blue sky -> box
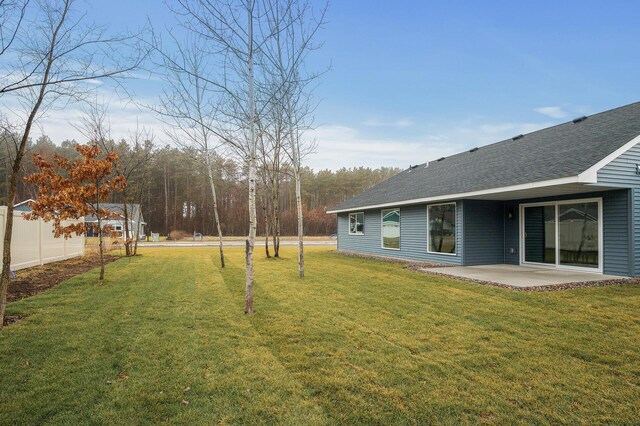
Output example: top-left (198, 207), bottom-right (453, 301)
top-left (24, 0), bottom-right (640, 170)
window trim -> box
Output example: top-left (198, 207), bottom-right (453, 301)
top-left (380, 208), bottom-right (401, 250)
top-left (348, 211), bottom-right (365, 235)
top-left (427, 202), bottom-right (457, 256)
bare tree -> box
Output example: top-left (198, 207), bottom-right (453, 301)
top-left (153, 37), bottom-right (227, 268)
top-left (0, 0), bottom-right (148, 330)
top-left (257, 85), bottom-right (287, 258)
top-left (169, 0), bottom-right (326, 308)
top-left (0, 0), bottom-right (29, 57)
top-left (264, 0), bottom-right (326, 278)
top-left (171, 0), bottom-right (281, 314)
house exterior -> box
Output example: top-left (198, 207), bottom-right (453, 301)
top-left (327, 102), bottom-right (640, 277)
top-left (85, 203), bottom-right (146, 240)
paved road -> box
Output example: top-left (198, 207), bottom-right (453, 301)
top-left (136, 240), bottom-right (337, 248)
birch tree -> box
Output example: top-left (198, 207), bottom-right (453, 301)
top-left (154, 38), bottom-right (226, 267)
top-left (171, 0), bottom-right (280, 314)
top-left (264, 0), bottom-right (326, 278)
top-left (0, 0), bottom-right (148, 330)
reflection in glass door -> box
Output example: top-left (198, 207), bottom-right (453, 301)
top-left (558, 202), bottom-right (599, 268)
top-left (524, 205), bottom-right (556, 264)
top-left (522, 200), bottom-right (601, 271)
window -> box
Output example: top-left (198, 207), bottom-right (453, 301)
top-left (381, 208), bottom-right (400, 249)
top-left (428, 203), bottom-right (456, 254)
top-left (349, 212), bottom-right (364, 235)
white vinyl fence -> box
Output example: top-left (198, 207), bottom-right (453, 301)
top-left (0, 206), bottom-right (85, 271)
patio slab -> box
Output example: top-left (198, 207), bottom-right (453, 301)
top-left (420, 264), bottom-right (626, 288)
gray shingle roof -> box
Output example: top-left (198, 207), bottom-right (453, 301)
top-left (330, 101), bottom-right (640, 212)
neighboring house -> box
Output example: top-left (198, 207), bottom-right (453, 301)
top-left (328, 101), bottom-right (640, 277)
top-left (14, 199), bottom-right (36, 212)
top-left (85, 203), bottom-right (146, 240)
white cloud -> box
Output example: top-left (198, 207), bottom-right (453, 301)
top-left (25, 103), bottom-right (166, 145)
top-left (305, 120), bottom-right (551, 171)
top-left (534, 106), bottom-right (567, 119)
top-left (363, 117), bottom-right (414, 128)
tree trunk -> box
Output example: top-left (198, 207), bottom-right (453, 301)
top-left (244, 4), bottom-right (256, 314)
top-left (205, 154), bottom-right (225, 268)
top-left (0, 36), bottom-right (56, 328)
top-left (164, 165), bottom-right (169, 237)
top-left (0, 154), bottom-right (24, 330)
top-left (133, 215), bottom-right (141, 256)
top-left (263, 193), bottom-right (271, 258)
top-left (294, 168), bottom-right (304, 278)
top-left (122, 199), bottom-right (131, 256)
top-left (133, 178), bottom-right (146, 256)
top-left (96, 197), bottom-right (105, 280)
top-left (271, 175), bottom-right (280, 257)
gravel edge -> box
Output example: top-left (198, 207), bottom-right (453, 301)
top-left (411, 268), bottom-right (640, 292)
top-left (335, 249), bottom-right (453, 268)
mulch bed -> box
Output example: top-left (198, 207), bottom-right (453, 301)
top-left (3, 254), bottom-right (120, 326)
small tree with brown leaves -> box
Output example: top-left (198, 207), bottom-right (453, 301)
top-left (25, 144), bottom-right (126, 280)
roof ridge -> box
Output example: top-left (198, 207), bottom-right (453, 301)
top-left (419, 100), bottom-right (640, 165)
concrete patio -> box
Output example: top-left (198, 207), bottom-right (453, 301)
top-left (420, 264), bottom-right (626, 288)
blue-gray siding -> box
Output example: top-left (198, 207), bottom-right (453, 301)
top-left (598, 141), bottom-right (640, 276)
top-left (602, 190), bottom-right (631, 276)
top-left (337, 202), bottom-right (463, 264)
top-left (462, 200), bottom-right (505, 265)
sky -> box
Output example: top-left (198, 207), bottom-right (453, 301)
top-left (7, 0), bottom-right (640, 171)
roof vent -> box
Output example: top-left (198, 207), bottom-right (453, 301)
top-left (469, 147), bottom-right (479, 153)
top-left (572, 116), bottom-right (587, 124)
top-left (436, 157), bottom-right (446, 162)
top-left (408, 164), bottom-right (418, 172)
top-left (512, 134), bottom-right (524, 141)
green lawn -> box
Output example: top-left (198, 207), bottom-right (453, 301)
top-left (1, 247), bottom-right (639, 424)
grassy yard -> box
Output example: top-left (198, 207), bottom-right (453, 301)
top-left (1, 247), bottom-right (639, 424)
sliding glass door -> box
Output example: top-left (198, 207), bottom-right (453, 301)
top-left (521, 199), bottom-right (601, 271)
top-left (523, 205), bottom-right (556, 264)
top-left (558, 202), bottom-right (599, 268)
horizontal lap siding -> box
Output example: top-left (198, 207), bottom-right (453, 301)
top-left (598, 141), bottom-right (640, 276)
top-left (337, 202), bottom-right (463, 264)
top-left (602, 190), bottom-right (630, 276)
top-left (463, 200), bottom-right (505, 265)
top-left (504, 201), bottom-right (520, 265)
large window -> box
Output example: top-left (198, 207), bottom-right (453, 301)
top-left (381, 208), bottom-right (400, 249)
top-left (349, 212), bottom-right (364, 235)
top-left (428, 203), bottom-right (456, 254)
